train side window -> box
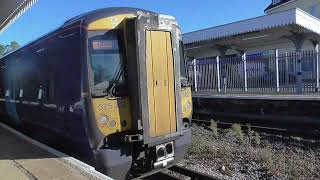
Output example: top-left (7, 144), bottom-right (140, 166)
top-left (5, 90), bottom-right (10, 97)
top-left (38, 86), bottom-right (43, 100)
top-left (19, 89), bottom-right (23, 98)
top-left (0, 63), bottom-right (5, 98)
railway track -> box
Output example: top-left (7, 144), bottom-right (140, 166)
top-left (139, 165), bottom-right (219, 180)
top-left (191, 117), bottom-right (320, 138)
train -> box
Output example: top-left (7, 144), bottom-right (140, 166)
top-left (0, 7), bottom-right (193, 179)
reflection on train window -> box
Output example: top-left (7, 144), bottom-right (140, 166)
top-left (88, 30), bottom-right (125, 92)
top-left (91, 54), bottom-right (123, 87)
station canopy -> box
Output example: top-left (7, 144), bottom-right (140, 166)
top-left (0, 0), bottom-right (37, 33)
top-left (183, 8), bottom-right (320, 52)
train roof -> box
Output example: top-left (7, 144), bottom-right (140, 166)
top-left (1, 7), bottom-right (155, 60)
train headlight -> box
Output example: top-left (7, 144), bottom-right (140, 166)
top-left (99, 115), bottom-right (109, 126)
top-left (108, 119), bottom-right (117, 129)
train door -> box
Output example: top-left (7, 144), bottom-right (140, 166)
top-left (124, 14), bottom-right (183, 144)
top-left (145, 30), bottom-right (177, 137)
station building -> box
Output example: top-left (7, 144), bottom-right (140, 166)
top-left (183, 0), bottom-right (320, 94)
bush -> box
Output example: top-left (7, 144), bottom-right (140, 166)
top-left (253, 131), bottom-right (261, 146)
top-left (210, 119), bottom-right (218, 138)
top-left (231, 124), bottom-right (244, 142)
top-left (258, 148), bottom-right (274, 171)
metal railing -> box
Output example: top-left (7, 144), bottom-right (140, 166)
top-left (187, 50), bottom-right (320, 94)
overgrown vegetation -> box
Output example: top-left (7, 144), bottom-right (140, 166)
top-left (226, 123), bottom-right (244, 142)
top-left (209, 119), bottom-right (218, 138)
top-left (253, 131), bottom-right (261, 146)
top-left (183, 124), bottom-right (320, 180)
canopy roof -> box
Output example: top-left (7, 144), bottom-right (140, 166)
top-left (183, 8), bottom-right (320, 45)
top-left (0, 0), bottom-right (37, 33)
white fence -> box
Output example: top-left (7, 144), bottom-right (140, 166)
top-left (187, 51), bottom-right (320, 94)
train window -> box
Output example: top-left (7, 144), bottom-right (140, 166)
top-left (38, 87), bottom-right (43, 100)
top-left (19, 89), bottom-right (23, 98)
top-left (179, 40), bottom-right (187, 78)
top-left (88, 30), bottom-right (126, 96)
top-left (5, 90), bottom-right (10, 97)
top-left (0, 63), bottom-right (5, 98)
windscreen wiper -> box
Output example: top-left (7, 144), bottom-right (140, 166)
top-left (104, 64), bottom-right (123, 97)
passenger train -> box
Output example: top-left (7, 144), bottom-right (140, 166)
top-left (0, 8), bottom-right (193, 179)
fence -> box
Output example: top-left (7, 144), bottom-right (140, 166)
top-left (187, 50), bottom-right (320, 94)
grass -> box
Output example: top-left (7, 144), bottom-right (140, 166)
top-left (229, 124), bottom-right (244, 142)
top-left (209, 119), bottom-right (218, 138)
top-left (253, 131), bottom-right (261, 146)
top-left (258, 148), bottom-right (274, 171)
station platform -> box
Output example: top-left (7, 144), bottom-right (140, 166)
top-left (0, 122), bottom-right (112, 180)
top-left (192, 91), bottom-right (320, 101)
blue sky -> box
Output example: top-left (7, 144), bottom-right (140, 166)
top-left (0, 0), bottom-right (270, 46)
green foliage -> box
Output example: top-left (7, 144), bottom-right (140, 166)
top-left (258, 148), bottom-right (274, 171)
top-left (209, 119), bottom-right (218, 138)
top-left (230, 124), bottom-right (244, 142)
top-left (0, 44), bottom-right (5, 56)
top-left (253, 131), bottom-right (261, 146)
top-left (290, 136), bottom-right (303, 142)
top-left (0, 41), bottom-right (21, 57)
top-left (10, 41), bottom-right (20, 50)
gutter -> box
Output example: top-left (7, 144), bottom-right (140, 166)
top-left (265, 0), bottom-right (296, 14)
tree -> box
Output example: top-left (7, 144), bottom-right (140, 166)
top-left (10, 41), bottom-right (20, 50)
top-left (0, 41), bottom-right (21, 57)
top-left (0, 44), bottom-right (5, 57)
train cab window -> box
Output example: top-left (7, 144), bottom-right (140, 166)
top-left (88, 30), bottom-right (126, 96)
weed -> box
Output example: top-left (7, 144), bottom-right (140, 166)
top-left (253, 131), bottom-right (261, 146)
top-left (258, 148), bottom-right (274, 171)
top-left (290, 136), bottom-right (303, 142)
top-left (231, 124), bottom-right (244, 142)
top-left (209, 119), bottom-right (218, 138)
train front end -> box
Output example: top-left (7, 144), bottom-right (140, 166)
top-left (83, 9), bottom-right (192, 179)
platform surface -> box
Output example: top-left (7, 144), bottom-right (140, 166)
top-left (0, 122), bottom-right (111, 180)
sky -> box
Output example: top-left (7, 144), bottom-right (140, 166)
top-left (0, 0), bottom-right (270, 46)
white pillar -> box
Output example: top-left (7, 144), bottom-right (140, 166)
top-left (242, 53), bottom-right (248, 92)
top-left (315, 43), bottom-right (319, 92)
top-left (285, 52), bottom-right (289, 85)
top-left (216, 56), bottom-right (221, 92)
top-left (275, 49), bottom-right (280, 92)
top-left (193, 58), bottom-right (198, 91)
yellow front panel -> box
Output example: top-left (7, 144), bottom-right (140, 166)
top-left (92, 98), bottom-right (131, 136)
top-left (146, 30), bottom-right (177, 137)
top-left (182, 87), bottom-right (192, 120)
top-left (88, 14), bottom-right (136, 30)
top-left (146, 31), bottom-right (156, 137)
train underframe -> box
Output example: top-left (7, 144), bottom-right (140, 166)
top-left (94, 128), bottom-right (191, 179)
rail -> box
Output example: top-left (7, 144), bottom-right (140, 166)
top-left (140, 165), bottom-right (220, 180)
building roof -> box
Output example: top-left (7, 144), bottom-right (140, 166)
top-left (0, 0), bottom-right (38, 33)
top-left (183, 8), bottom-right (320, 45)
top-left (264, 0), bottom-right (294, 12)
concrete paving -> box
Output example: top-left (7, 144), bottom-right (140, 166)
top-left (0, 123), bottom-right (112, 180)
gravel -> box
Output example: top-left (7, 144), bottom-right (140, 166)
top-left (178, 124), bottom-right (320, 180)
